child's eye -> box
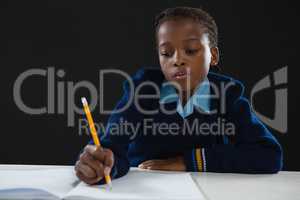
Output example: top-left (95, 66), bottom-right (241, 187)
top-left (185, 49), bottom-right (199, 55)
top-left (160, 52), bottom-right (172, 57)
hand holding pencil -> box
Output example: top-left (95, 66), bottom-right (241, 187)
top-left (75, 97), bottom-right (114, 189)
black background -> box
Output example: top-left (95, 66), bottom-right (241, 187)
top-left (0, 0), bottom-right (298, 170)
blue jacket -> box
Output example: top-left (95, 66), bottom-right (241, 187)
top-left (90, 68), bottom-right (283, 181)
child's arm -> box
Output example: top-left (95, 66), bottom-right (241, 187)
top-left (183, 97), bottom-right (283, 174)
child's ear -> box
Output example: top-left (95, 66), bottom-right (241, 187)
top-left (210, 47), bottom-right (219, 67)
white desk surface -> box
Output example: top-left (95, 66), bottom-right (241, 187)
top-left (0, 164), bottom-right (299, 200)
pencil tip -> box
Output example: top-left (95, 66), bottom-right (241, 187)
top-left (106, 182), bottom-right (112, 191)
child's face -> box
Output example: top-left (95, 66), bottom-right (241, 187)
top-left (157, 19), bottom-right (218, 93)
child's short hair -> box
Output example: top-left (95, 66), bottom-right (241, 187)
top-left (154, 7), bottom-right (218, 47)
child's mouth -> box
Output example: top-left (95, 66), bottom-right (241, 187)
top-left (173, 70), bottom-right (188, 80)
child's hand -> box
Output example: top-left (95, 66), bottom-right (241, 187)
top-left (138, 156), bottom-right (186, 171)
top-left (75, 145), bottom-right (114, 185)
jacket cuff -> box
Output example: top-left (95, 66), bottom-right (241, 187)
top-left (183, 148), bottom-right (206, 172)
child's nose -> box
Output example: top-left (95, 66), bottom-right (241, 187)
top-left (173, 51), bottom-right (186, 67)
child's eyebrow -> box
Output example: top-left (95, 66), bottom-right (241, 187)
top-left (159, 38), bottom-right (200, 48)
top-left (158, 42), bottom-right (170, 48)
top-left (183, 38), bottom-right (201, 43)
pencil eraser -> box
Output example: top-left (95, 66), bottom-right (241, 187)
top-left (81, 97), bottom-right (87, 106)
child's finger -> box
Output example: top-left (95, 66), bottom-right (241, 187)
top-left (84, 145), bottom-right (97, 154)
top-left (76, 170), bottom-right (102, 185)
top-left (80, 153), bottom-right (104, 178)
top-left (140, 160), bottom-right (158, 165)
top-left (85, 145), bottom-right (103, 158)
top-left (76, 162), bottom-right (97, 178)
top-left (139, 160), bottom-right (164, 166)
top-left (144, 162), bottom-right (170, 170)
top-left (104, 166), bottom-right (111, 176)
top-left (90, 147), bottom-right (106, 162)
top-left (102, 149), bottom-right (114, 175)
top-left (103, 148), bottom-right (114, 168)
top-left (138, 160), bottom-right (155, 168)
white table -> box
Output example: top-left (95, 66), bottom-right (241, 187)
top-left (0, 165), bottom-right (299, 200)
top-left (192, 171), bottom-right (300, 200)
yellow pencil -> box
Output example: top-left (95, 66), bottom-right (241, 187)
top-left (81, 97), bottom-right (112, 190)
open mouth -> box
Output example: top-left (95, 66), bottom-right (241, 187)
top-left (173, 70), bottom-right (188, 80)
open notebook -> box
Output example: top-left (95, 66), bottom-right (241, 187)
top-left (0, 168), bottom-right (205, 200)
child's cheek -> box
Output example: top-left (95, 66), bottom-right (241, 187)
top-left (160, 65), bottom-right (172, 81)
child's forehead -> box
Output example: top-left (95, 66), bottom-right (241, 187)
top-left (157, 19), bottom-right (207, 44)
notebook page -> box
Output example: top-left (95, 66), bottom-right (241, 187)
top-left (65, 170), bottom-right (205, 200)
top-left (0, 168), bottom-right (79, 199)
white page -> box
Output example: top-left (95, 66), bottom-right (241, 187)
top-left (0, 168), bottom-right (79, 200)
top-left (65, 169), bottom-right (205, 200)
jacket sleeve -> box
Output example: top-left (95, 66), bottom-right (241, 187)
top-left (183, 97), bottom-right (283, 173)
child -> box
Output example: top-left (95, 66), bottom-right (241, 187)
top-left (75, 7), bottom-right (283, 185)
